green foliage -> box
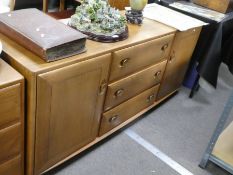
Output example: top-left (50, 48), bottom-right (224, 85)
top-left (70, 0), bottom-right (127, 36)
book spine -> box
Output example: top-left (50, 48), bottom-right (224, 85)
top-left (0, 21), bottom-right (47, 61)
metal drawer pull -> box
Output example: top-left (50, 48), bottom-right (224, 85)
top-left (169, 51), bottom-right (175, 63)
top-left (154, 71), bottom-right (162, 78)
top-left (99, 80), bottom-right (107, 95)
top-left (109, 115), bottom-right (119, 123)
top-left (114, 88), bottom-right (124, 97)
top-left (120, 58), bottom-right (130, 67)
top-left (147, 94), bottom-right (155, 102)
top-left (161, 43), bottom-right (169, 51)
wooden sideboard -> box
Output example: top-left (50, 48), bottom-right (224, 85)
top-left (1, 18), bottom-right (201, 175)
top-left (0, 59), bottom-right (24, 175)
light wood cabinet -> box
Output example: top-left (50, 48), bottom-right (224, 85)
top-left (105, 60), bottom-right (166, 111)
top-left (1, 18), bottom-right (201, 175)
top-left (35, 54), bottom-right (111, 173)
top-left (157, 28), bottom-right (202, 100)
top-left (0, 59), bottom-right (24, 175)
top-left (100, 85), bottom-right (160, 136)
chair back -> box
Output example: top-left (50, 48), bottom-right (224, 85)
top-left (108, 0), bottom-right (130, 10)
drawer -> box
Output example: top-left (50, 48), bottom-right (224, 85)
top-left (0, 84), bottom-right (21, 128)
top-left (109, 34), bottom-right (174, 82)
top-left (0, 156), bottom-right (22, 175)
top-left (0, 123), bottom-right (21, 163)
top-left (99, 85), bottom-right (159, 136)
top-left (104, 60), bottom-right (166, 111)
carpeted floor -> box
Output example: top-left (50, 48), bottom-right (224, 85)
top-left (46, 63), bottom-right (233, 175)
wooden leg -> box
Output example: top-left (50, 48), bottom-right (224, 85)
top-left (189, 75), bottom-right (200, 98)
top-left (60, 0), bottom-right (65, 11)
top-left (43, 0), bottom-right (49, 12)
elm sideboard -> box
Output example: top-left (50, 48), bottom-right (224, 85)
top-left (1, 18), bottom-right (201, 175)
top-left (0, 59), bottom-right (24, 175)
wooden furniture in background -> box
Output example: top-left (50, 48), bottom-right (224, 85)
top-left (108, 0), bottom-right (129, 10)
top-left (1, 17), bottom-right (201, 175)
top-left (43, 0), bottom-right (65, 12)
top-left (192, 0), bottom-right (233, 13)
top-left (0, 59), bottom-right (24, 175)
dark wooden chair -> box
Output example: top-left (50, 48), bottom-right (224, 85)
top-left (42, 0), bottom-right (81, 19)
top-left (108, 0), bottom-right (130, 10)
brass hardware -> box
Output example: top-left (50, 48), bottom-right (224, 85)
top-left (169, 51), bottom-right (175, 63)
top-left (147, 94), bottom-right (155, 103)
top-left (161, 43), bottom-right (169, 51)
top-left (114, 88), bottom-right (124, 97)
top-left (99, 80), bottom-right (107, 95)
top-left (154, 71), bottom-right (162, 78)
top-left (120, 58), bottom-right (130, 67)
top-left (109, 115), bottom-right (119, 123)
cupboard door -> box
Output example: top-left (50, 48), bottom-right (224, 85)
top-left (157, 28), bottom-right (202, 99)
top-left (35, 54), bottom-right (111, 174)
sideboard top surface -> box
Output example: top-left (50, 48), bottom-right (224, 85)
top-left (1, 18), bottom-right (176, 74)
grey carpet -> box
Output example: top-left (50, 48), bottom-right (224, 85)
top-left (46, 63), bottom-right (233, 175)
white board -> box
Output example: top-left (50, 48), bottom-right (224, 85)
top-left (143, 3), bottom-right (207, 31)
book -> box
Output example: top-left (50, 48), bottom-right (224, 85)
top-left (0, 8), bottom-right (87, 62)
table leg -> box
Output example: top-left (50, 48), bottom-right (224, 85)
top-left (60, 0), bottom-right (65, 11)
top-left (43, 0), bottom-right (49, 12)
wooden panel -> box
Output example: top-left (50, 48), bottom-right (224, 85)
top-left (35, 54), bottom-right (111, 174)
top-left (105, 60), bottom-right (167, 111)
top-left (110, 34), bottom-right (174, 82)
top-left (0, 84), bottom-right (20, 128)
top-left (192, 0), bottom-right (233, 13)
top-left (108, 0), bottom-right (130, 10)
top-left (157, 27), bottom-right (202, 100)
top-left (0, 156), bottom-right (22, 175)
top-left (212, 122), bottom-right (233, 166)
top-left (0, 59), bottom-right (23, 88)
top-left (0, 123), bottom-right (21, 163)
top-left (100, 85), bottom-right (159, 136)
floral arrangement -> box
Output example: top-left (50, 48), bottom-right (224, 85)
top-left (70, 0), bottom-right (127, 37)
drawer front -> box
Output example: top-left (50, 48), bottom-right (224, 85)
top-left (99, 85), bottom-right (159, 136)
top-left (0, 123), bottom-right (21, 163)
top-left (104, 60), bottom-right (166, 111)
top-left (0, 156), bottom-right (22, 175)
top-left (0, 84), bottom-right (21, 128)
top-left (109, 34), bottom-right (174, 82)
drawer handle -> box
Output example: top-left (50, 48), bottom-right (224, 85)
top-left (169, 51), bottom-right (175, 63)
top-left (99, 79), bottom-right (107, 95)
top-left (161, 43), bottom-right (169, 51)
top-left (154, 71), bottom-right (162, 78)
top-left (120, 58), bottom-right (130, 68)
top-left (147, 94), bottom-right (155, 102)
top-left (109, 115), bottom-right (119, 123)
top-left (114, 89), bottom-right (124, 97)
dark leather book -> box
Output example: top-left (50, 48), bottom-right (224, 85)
top-left (0, 8), bottom-right (87, 62)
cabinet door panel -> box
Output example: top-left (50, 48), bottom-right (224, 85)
top-left (158, 28), bottom-right (202, 99)
top-left (0, 84), bottom-right (21, 128)
top-left (0, 124), bottom-right (21, 163)
top-left (35, 54), bottom-right (111, 174)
